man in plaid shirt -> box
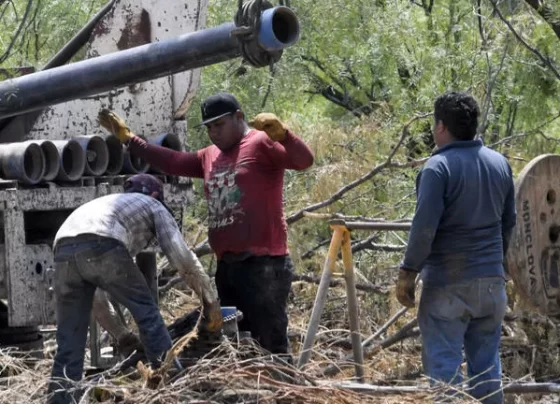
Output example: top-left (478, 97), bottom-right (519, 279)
top-left (47, 174), bottom-right (221, 404)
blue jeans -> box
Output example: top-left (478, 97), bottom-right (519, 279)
top-left (47, 234), bottom-right (172, 404)
top-left (418, 277), bottom-right (507, 404)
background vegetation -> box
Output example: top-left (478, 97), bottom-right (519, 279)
top-left (3, 0), bottom-right (560, 387)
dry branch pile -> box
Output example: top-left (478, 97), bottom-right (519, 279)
top-left (0, 279), bottom-right (560, 403)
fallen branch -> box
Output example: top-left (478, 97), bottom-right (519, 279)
top-left (321, 318), bottom-right (419, 377)
top-left (286, 114), bottom-right (432, 225)
top-left (361, 306), bottom-right (409, 347)
top-left (292, 274), bottom-right (389, 295)
top-left (488, 0), bottom-right (560, 81)
top-left (315, 381), bottom-right (560, 396)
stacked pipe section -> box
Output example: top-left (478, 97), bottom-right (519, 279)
top-left (0, 133), bottom-right (182, 185)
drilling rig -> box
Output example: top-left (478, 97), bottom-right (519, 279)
top-left (0, 0), bottom-right (300, 366)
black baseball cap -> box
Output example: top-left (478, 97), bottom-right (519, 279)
top-left (199, 92), bottom-right (242, 126)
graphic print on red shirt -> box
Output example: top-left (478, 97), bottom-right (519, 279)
top-left (206, 162), bottom-right (244, 230)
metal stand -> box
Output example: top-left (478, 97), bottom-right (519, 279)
top-left (297, 223), bottom-right (365, 382)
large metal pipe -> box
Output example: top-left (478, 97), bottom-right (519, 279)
top-left (103, 135), bottom-right (124, 175)
top-left (148, 133), bottom-right (182, 174)
top-left (0, 142), bottom-right (45, 185)
top-left (74, 135), bottom-right (109, 176)
top-left (51, 140), bottom-right (86, 182)
top-left (122, 136), bottom-right (150, 174)
top-left (25, 140), bottom-right (61, 182)
top-left (0, 6), bottom-right (301, 120)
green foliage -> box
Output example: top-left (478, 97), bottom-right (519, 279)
top-left (0, 0), bottom-right (106, 69)
top-left (3, 0), bottom-right (560, 278)
top-left (185, 0), bottom-right (560, 276)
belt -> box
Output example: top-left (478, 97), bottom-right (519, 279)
top-left (55, 234), bottom-right (118, 253)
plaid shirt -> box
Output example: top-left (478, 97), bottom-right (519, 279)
top-left (55, 193), bottom-right (218, 304)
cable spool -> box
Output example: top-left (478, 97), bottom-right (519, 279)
top-left (506, 154), bottom-right (560, 316)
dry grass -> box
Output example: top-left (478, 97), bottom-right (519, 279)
top-left (0, 281), bottom-right (559, 403)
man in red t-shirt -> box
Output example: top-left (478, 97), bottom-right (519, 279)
top-left (98, 93), bottom-right (314, 354)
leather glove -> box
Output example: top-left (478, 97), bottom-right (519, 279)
top-left (396, 268), bottom-right (418, 308)
top-left (200, 300), bottom-right (223, 333)
top-left (249, 112), bottom-right (288, 142)
top-left (98, 108), bottom-right (135, 143)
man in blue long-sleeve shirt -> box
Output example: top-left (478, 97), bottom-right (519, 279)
top-left (397, 92), bottom-right (517, 404)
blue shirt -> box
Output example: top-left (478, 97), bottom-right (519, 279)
top-left (401, 139), bottom-right (517, 286)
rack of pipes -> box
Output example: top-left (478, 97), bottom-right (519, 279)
top-left (0, 133), bottom-right (181, 185)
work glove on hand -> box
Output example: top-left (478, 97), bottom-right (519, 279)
top-left (98, 108), bottom-right (135, 143)
top-left (249, 112), bottom-right (288, 142)
top-left (396, 268), bottom-right (418, 308)
top-left (200, 300), bottom-right (223, 334)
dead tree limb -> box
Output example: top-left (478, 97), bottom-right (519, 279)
top-left (321, 318), bottom-right (419, 377)
top-left (315, 381), bottom-right (560, 395)
top-left (292, 274), bottom-right (388, 295)
top-left (160, 272), bottom-right (389, 295)
top-left (0, 0), bottom-right (34, 64)
top-left (488, 0), bottom-right (560, 81)
top-left (286, 113), bottom-right (432, 225)
top-left (524, 0), bottom-right (560, 42)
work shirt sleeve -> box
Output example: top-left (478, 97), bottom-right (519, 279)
top-left (259, 130), bottom-right (315, 170)
top-left (501, 164), bottom-right (517, 257)
top-left (401, 166), bottom-right (446, 272)
top-left (152, 203), bottom-right (219, 305)
top-left (128, 136), bottom-right (204, 178)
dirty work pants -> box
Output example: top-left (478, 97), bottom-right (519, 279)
top-left (418, 276), bottom-right (507, 404)
top-left (215, 254), bottom-right (294, 354)
top-left (47, 234), bottom-right (172, 404)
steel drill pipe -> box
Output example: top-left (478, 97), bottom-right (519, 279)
top-left (103, 135), bottom-right (124, 175)
top-left (24, 140), bottom-right (60, 182)
top-left (51, 140), bottom-right (86, 182)
top-left (74, 135), bottom-right (109, 176)
top-left (122, 136), bottom-right (150, 174)
top-left (0, 142), bottom-right (45, 185)
top-left (148, 133), bottom-right (182, 174)
top-left (0, 6), bottom-right (301, 120)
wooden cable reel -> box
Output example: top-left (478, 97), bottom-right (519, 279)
top-left (506, 154), bottom-right (560, 316)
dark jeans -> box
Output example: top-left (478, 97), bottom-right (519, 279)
top-left (47, 234), bottom-right (172, 404)
top-left (418, 277), bottom-right (507, 404)
top-left (215, 254), bottom-right (294, 354)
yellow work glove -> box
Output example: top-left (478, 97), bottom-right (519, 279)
top-left (201, 300), bottom-right (223, 333)
top-left (98, 108), bottom-right (135, 143)
top-left (249, 112), bottom-right (288, 142)
top-left (396, 268), bottom-right (417, 308)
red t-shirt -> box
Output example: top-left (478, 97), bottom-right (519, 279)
top-left (128, 129), bottom-right (314, 260)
